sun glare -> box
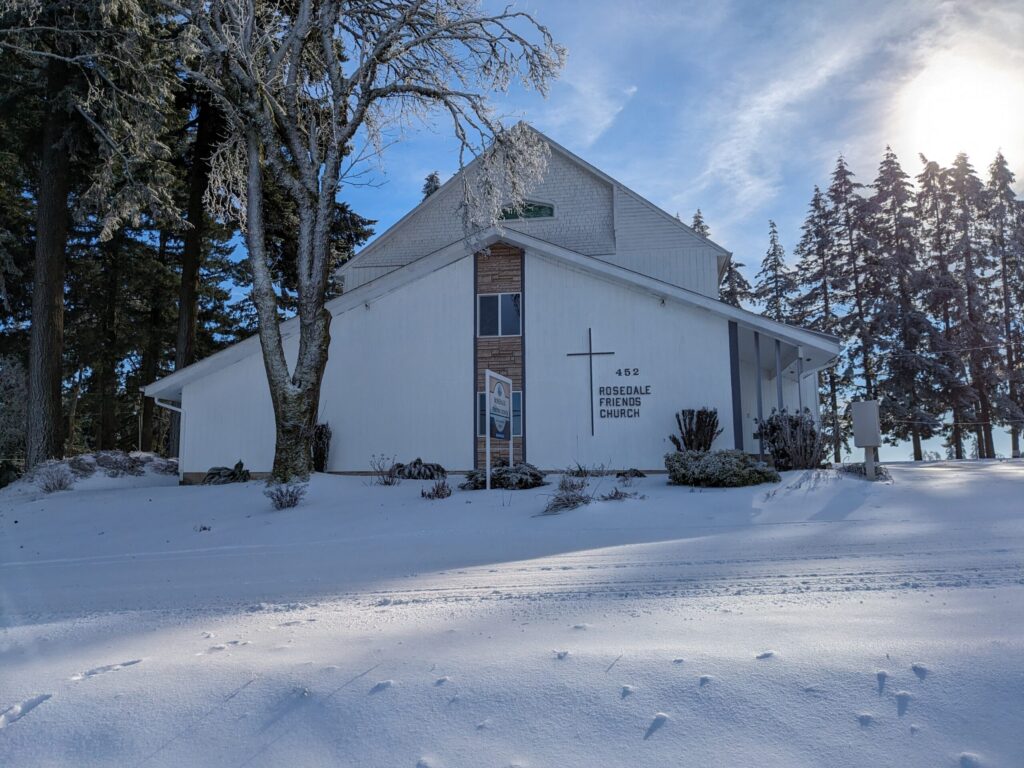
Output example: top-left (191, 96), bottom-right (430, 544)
top-left (893, 48), bottom-right (1024, 167)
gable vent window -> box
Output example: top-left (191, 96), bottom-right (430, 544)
top-left (478, 293), bottom-right (521, 337)
top-left (499, 201), bottom-right (554, 220)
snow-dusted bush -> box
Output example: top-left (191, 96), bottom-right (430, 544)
top-left (543, 474), bottom-right (590, 514)
top-left (35, 463), bottom-right (74, 493)
top-left (0, 459), bottom-right (22, 489)
top-left (669, 407), bottom-right (723, 453)
top-left (421, 479), bottom-right (453, 499)
top-left (312, 423), bottom-right (332, 472)
top-left (565, 462), bottom-right (607, 478)
top-left (264, 482), bottom-right (307, 509)
top-left (94, 451), bottom-right (146, 477)
top-left (837, 462), bottom-right (891, 482)
top-left (756, 409), bottom-right (826, 470)
top-left (665, 449), bottom-right (780, 488)
top-left (369, 454), bottom-right (401, 486)
top-left (459, 461), bottom-right (547, 490)
top-left (0, 355), bottom-right (27, 461)
top-left (393, 457), bottom-right (447, 480)
top-left (599, 486), bottom-right (641, 502)
top-left (202, 460), bottom-right (251, 484)
top-left (67, 454), bottom-right (98, 478)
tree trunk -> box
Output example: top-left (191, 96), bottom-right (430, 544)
top-left (26, 61), bottom-right (72, 468)
top-left (64, 368), bottom-right (82, 455)
top-left (911, 426), bottom-right (922, 461)
top-left (140, 232), bottom-right (169, 452)
top-left (828, 369), bottom-right (841, 463)
top-left (998, 240), bottom-right (1020, 458)
top-left (169, 95), bottom-right (217, 455)
top-left (97, 234), bottom-right (122, 450)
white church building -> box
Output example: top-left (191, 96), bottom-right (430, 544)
top-left (145, 129), bottom-right (840, 481)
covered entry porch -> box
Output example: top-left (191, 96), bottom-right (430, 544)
top-left (727, 319), bottom-right (840, 459)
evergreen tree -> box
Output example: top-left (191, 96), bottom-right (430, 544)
top-left (720, 260), bottom-right (754, 307)
top-left (791, 187), bottom-right (844, 462)
top-left (870, 147), bottom-right (939, 460)
top-left (984, 152), bottom-right (1024, 457)
top-left (422, 171), bottom-right (442, 200)
top-left (947, 153), bottom-right (1001, 458)
top-left (690, 209), bottom-right (710, 238)
top-left (753, 220), bottom-right (795, 321)
top-left (827, 155), bottom-right (880, 402)
top-left (917, 156), bottom-right (973, 459)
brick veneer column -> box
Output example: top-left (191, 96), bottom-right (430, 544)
top-left (475, 243), bottom-right (525, 468)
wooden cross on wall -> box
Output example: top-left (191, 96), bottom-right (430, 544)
top-left (567, 327), bottom-right (615, 436)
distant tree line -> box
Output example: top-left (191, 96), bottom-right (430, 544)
top-left (711, 149), bottom-right (1024, 461)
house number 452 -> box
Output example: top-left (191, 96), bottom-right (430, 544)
top-left (615, 368), bottom-right (640, 376)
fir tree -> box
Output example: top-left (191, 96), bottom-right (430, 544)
top-left (827, 155), bottom-right (880, 402)
top-left (916, 156), bottom-right (973, 459)
top-left (720, 260), bottom-right (754, 307)
top-left (690, 209), bottom-right (710, 238)
top-left (422, 171), bottom-right (442, 200)
top-left (791, 187), bottom-right (844, 462)
top-left (870, 147), bottom-right (939, 460)
top-left (753, 220), bottom-right (795, 322)
top-left (947, 153), bottom-right (1001, 458)
top-left (984, 151), bottom-right (1024, 457)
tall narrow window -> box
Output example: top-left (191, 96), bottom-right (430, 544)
top-left (478, 292), bottom-right (521, 337)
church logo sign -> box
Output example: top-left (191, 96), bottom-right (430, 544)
top-left (490, 380), bottom-right (511, 440)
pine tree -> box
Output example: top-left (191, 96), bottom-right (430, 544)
top-left (690, 209), bottom-right (710, 238)
top-left (827, 155), bottom-right (880, 403)
top-left (753, 220), bottom-right (795, 322)
top-left (917, 156), bottom-right (972, 458)
top-left (791, 187), bottom-right (844, 462)
top-left (720, 261), bottom-right (754, 307)
top-left (422, 171), bottom-right (442, 200)
top-left (870, 147), bottom-right (939, 460)
top-left (984, 152), bottom-right (1024, 457)
top-left (947, 153), bottom-right (1001, 458)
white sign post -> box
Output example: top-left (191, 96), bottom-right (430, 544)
top-left (485, 370), bottom-right (514, 490)
top-left (851, 399), bottom-right (881, 480)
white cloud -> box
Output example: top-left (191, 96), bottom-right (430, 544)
top-left (536, 75), bottom-right (639, 148)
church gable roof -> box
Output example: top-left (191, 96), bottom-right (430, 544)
top-left (340, 125), bottom-right (730, 293)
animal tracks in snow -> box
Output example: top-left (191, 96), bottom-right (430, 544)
top-left (0, 694), bottom-right (52, 729)
top-left (70, 658), bottom-right (142, 681)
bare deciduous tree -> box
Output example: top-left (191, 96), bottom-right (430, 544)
top-left (173, 0), bottom-right (564, 480)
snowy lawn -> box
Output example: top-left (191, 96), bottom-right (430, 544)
top-left (1, 462), bottom-right (1023, 767)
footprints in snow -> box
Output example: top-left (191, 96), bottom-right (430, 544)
top-left (911, 662), bottom-right (930, 680)
top-left (644, 712), bottom-right (669, 740)
top-left (369, 680), bottom-right (394, 694)
top-left (198, 639), bottom-right (251, 655)
top-left (755, 650), bottom-right (776, 660)
top-left (0, 694), bottom-right (52, 729)
top-left (70, 658), bottom-right (142, 681)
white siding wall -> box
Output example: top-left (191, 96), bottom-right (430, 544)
top-left (321, 257), bottom-right (474, 471)
top-left (611, 188), bottom-right (722, 298)
top-left (524, 251), bottom-right (734, 470)
top-left (180, 344), bottom-right (285, 475)
top-left (181, 257), bottom-right (474, 475)
top-left (343, 151), bottom-right (616, 291)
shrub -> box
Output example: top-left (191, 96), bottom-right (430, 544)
top-left (599, 486), bottom-right (641, 501)
top-left (837, 462), bottom-right (891, 482)
top-left (665, 449), bottom-right (780, 488)
top-left (393, 457), bottom-right (447, 480)
top-left (755, 409), bottom-right (826, 470)
top-left (421, 479), bottom-right (453, 499)
top-left (202, 460), bottom-right (251, 485)
top-left (0, 459), bottom-right (22, 489)
top-left (459, 461), bottom-right (547, 490)
top-left (264, 482), bottom-right (307, 509)
top-left (369, 454), bottom-right (401, 486)
top-left (543, 474), bottom-right (591, 514)
top-left (35, 463), bottom-right (74, 493)
top-left (312, 423), bottom-right (332, 472)
top-left (565, 462), bottom-right (607, 478)
top-left (67, 455), bottom-right (98, 478)
top-left (94, 451), bottom-right (146, 477)
top-left (669, 408), bottom-right (723, 452)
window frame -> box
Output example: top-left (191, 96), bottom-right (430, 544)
top-left (498, 200), bottom-right (555, 221)
top-left (477, 390), bottom-right (523, 438)
top-left (477, 291), bottom-right (522, 337)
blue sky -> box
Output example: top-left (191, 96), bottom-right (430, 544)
top-left (344, 0), bottom-right (1024, 271)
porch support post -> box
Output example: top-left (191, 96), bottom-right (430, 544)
top-left (775, 339), bottom-right (784, 411)
top-left (754, 331), bottom-right (764, 460)
top-left (728, 321), bottom-right (743, 450)
top-left (797, 346), bottom-right (804, 412)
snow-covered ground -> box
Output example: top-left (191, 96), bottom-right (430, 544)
top-left (1, 462), bottom-right (1022, 767)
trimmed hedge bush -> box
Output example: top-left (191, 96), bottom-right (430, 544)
top-left (665, 449), bottom-right (780, 488)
